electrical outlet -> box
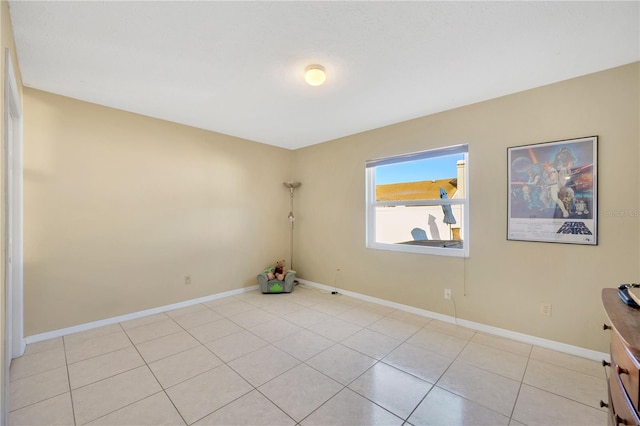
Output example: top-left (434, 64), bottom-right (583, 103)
top-left (444, 288), bottom-right (452, 300)
top-left (540, 303), bottom-right (551, 316)
top-left (185, 275), bottom-right (191, 285)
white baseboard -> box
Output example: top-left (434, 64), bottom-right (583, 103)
top-left (24, 285), bottom-right (259, 344)
top-left (298, 279), bottom-right (609, 362)
top-left (26, 280), bottom-right (608, 362)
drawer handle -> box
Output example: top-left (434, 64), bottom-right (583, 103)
top-left (616, 365), bottom-right (629, 375)
top-left (615, 414), bottom-right (628, 425)
top-left (602, 360), bottom-right (611, 367)
top-left (599, 400), bottom-right (609, 408)
top-left (603, 323), bottom-right (612, 331)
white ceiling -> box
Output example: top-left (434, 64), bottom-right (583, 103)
top-left (8, 1), bottom-right (640, 150)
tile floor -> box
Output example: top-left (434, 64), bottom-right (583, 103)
top-left (9, 285), bottom-right (608, 425)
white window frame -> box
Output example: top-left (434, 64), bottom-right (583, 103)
top-left (365, 144), bottom-right (469, 257)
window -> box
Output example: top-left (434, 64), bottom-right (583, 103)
top-left (366, 144), bottom-right (468, 257)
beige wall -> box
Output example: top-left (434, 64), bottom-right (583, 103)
top-left (23, 89), bottom-right (293, 335)
top-left (293, 62), bottom-right (640, 353)
top-left (20, 59), bottom-right (639, 353)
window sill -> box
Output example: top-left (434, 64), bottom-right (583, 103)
top-left (367, 241), bottom-right (467, 257)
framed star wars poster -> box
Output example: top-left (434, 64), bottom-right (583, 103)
top-left (507, 136), bottom-right (598, 245)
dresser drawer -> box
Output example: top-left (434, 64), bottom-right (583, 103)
top-left (612, 331), bottom-right (640, 412)
top-left (603, 289), bottom-right (640, 425)
top-left (610, 371), bottom-right (640, 425)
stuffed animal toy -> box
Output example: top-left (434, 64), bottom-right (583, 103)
top-left (267, 268), bottom-right (275, 280)
top-left (266, 259), bottom-right (286, 281)
top-left (274, 259), bottom-right (286, 281)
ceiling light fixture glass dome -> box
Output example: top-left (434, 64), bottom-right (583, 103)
top-left (305, 65), bottom-right (326, 86)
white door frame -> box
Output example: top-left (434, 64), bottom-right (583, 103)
top-left (5, 50), bottom-right (24, 359)
top-left (3, 49), bottom-right (24, 425)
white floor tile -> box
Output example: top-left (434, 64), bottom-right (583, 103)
top-left (194, 390), bottom-right (294, 425)
top-left (523, 359), bottom-right (607, 409)
top-left (457, 341), bottom-right (528, 381)
top-left (228, 345), bottom-right (300, 387)
top-left (436, 360), bottom-right (520, 417)
top-left (260, 300), bottom-right (306, 316)
top-left (367, 316), bottom-right (422, 341)
top-left (471, 332), bottom-right (532, 357)
top-left (188, 318), bottom-right (243, 344)
top-left (10, 345), bottom-right (67, 382)
top-left (171, 308), bottom-right (223, 330)
top-left (248, 318), bottom-right (303, 343)
top-left (408, 386), bottom-right (510, 425)
top-left (205, 330), bottom-right (268, 362)
top-left (529, 346), bottom-right (605, 378)
top-left (424, 320), bottom-right (476, 340)
top-left (512, 384), bottom-right (607, 425)
top-left (273, 329), bottom-right (334, 361)
top-left (165, 365), bottom-right (252, 425)
top-left (149, 345), bottom-right (223, 388)
top-left (306, 344), bottom-right (377, 385)
top-left (337, 307), bottom-right (384, 327)
top-left (10, 366), bottom-right (70, 412)
top-left (124, 318), bottom-right (182, 344)
top-left (308, 318), bottom-right (363, 342)
top-left (348, 362), bottom-right (432, 419)
top-left (282, 308), bottom-right (331, 328)
top-left (9, 291), bottom-right (609, 426)
top-left (64, 324), bottom-right (124, 344)
top-left (165, 304), bottom-right (208, 319)
top-left (259, 363), bottom-right (343, 422)
top-left (209, 300), bottom-right (256, 317)
top-left (311, 301), bottom-right (356, 316)
top-left (301, 388), bottom-right (403, 426)
top-left (9, 392), bottom-right (74, 426)
top-left (227, 308), bottom-right (278, 329)
top-left (382, 342), bottom-right (453, 383)
top-left (68, 346), bottom-right (144, 389)
top-left (135, 330), bottom-right (200, 363)
top-left (406, 327), bottom-right (468, 358)
top-left (64, 331), bottom-right (132, 364)
top-left (22, 337), bottom-right (64, 357)
top-left (72, 366), bottom-right (161, 425)
top-left (86, 392), bottom-right (185, 425)
top-left (120, 313), bottom-right (170, 331)
top-left (341, 328), bottom-right (402, 360)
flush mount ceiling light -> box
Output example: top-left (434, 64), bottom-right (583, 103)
top-left (305, 65), bottom-right (326, 86)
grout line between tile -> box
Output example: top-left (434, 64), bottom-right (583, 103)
top-left (508, 347), bottom-right (534, 424)
top-left (119, 323), bottom-right (189, 426)
top-left (62, 334), bottom-right (78, 426)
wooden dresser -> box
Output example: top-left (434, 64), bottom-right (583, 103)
top-left (602, 288), bottom-right (640, 426)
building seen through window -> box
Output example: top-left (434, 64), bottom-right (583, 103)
top-left (366, 145), bottom-right (468, 257)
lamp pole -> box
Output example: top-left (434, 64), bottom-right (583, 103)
top-left (288, 187), bottom-right (295, 271)
top-left (283, 182), bottom-right (301, 271)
